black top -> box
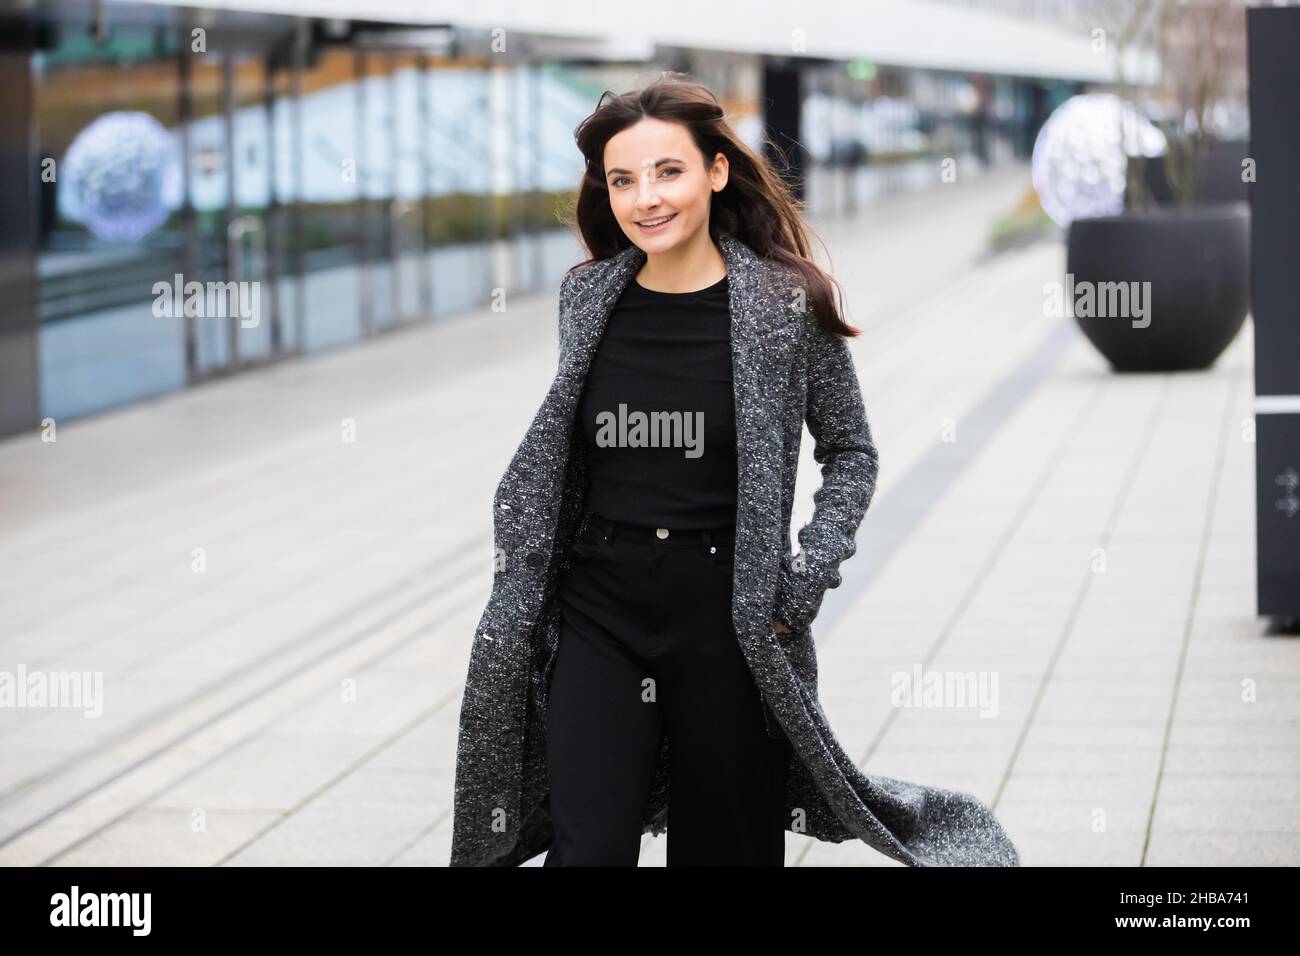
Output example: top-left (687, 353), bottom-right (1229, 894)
top-left (578, 272), bottom-right (737, 530)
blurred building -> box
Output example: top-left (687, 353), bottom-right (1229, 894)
top-left (0, 0), bottom-right (1122, 434)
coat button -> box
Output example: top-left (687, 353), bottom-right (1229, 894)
top-left (525, 551), bottom-right (545, 568)
top-left (656, 528), bottom-right (669, 539)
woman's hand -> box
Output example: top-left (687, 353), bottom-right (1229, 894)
top-left (773, 617), bottom-right (792, 636)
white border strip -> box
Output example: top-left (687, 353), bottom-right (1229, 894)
top-left (1255, 395), bottom-right (1300, 414)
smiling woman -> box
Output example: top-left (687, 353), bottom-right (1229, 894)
top-left (569, 77), bottom-right (859, 340)
top-left (604, 121), bottom-right (727, 290)
top-left (450, 73), bottom-right (1020, 869)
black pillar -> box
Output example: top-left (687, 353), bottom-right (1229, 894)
top-left (761, 57), bottom-right (807, 202)
top-left (1247, 6), bottom-right (1300, 620)
top-left (0, 36), bottom-right (39, 438)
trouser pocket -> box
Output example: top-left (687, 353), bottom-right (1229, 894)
top-left (568, 521), bottom-right (607, 563)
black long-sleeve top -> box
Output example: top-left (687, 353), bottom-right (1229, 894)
top-left (577, 273), bottom-right (737, 530)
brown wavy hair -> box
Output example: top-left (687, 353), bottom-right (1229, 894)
top-left (561, 73), bottom-right (858, 339)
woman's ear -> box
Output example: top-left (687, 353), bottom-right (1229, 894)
top-left (711, 152), bottom-right (729, 192)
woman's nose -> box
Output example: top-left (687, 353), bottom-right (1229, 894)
top-left (637, 173), bottom-right (659, 206)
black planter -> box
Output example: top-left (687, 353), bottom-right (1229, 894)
top-left (1064, 203), bottom-right (1250, 371)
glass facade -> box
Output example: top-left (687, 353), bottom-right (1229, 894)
top-left (801, 60), bottom-right (1082, 216)
top-left (9, 1), bottom-right (1071, 432)
top-left (35, 27), bottom-right (189, 418)
top-left (24, 6), bottom-right (594, 424)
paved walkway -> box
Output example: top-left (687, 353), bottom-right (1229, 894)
top-left (1, 166), bottom-right (1292, 866)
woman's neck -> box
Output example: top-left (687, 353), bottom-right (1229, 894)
top-left (635, 233), bottom-right (727, 293)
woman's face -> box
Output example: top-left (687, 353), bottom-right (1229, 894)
top-left (603, 117), bottom-right (727, 254)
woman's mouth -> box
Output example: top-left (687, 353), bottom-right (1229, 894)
top-left (635, 213), bottom-right (677, 233)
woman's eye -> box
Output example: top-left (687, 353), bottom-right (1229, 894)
top-left (612, 169), bottom-right (679, 187)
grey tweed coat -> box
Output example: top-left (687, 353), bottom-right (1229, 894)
top-left (449, 231), bottom-right (1020, 867)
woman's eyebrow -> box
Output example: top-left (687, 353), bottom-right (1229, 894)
top-left (606, 158), bottom-right (686, 177)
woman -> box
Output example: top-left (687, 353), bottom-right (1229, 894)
top-left (450, 75), bottom-right (1019, 868)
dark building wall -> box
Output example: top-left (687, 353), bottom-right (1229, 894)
top-left (0, 45), bottom-right (39, 437)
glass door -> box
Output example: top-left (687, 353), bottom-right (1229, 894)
top-left (391, 51), bottom-right (429, 325)
top-left (361, 46), bottom-right (432, 332)
top-left (185, 36), bottom-right (287, 379)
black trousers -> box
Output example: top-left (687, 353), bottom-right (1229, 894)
top-left (543, 512), bottom-right (792, 866)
